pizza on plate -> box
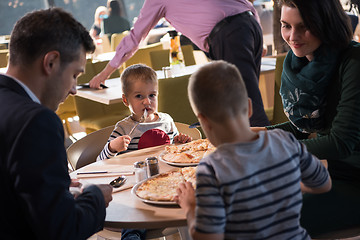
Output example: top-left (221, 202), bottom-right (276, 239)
top-left (135, 166), bottom-right (197, 202)
top-left (162, 139), bottom-right (215, 164)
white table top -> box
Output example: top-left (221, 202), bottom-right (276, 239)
top-left (70, 145), bottom-right (187, 230)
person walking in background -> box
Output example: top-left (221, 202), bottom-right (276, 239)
top-left (103, 0), bottom-right (130, 37)
top-left (89, 0), bottom-right (270, 127)
top-left (0, 8), bottom-right (113, 239)
top-left (175, 61), bottom-right (331, 239)
top-left (253, 0), bottom-right (360, 237)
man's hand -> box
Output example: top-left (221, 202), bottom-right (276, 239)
top-left (96, 184), bottom-right (113, 207)
top-left (89, 73), bottom-right (106, 89)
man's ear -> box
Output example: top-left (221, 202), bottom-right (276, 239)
top-left (122, 93), bottom-right (129, 107)
top-left (247, 98), bottom-right (253, 119)
top-left (43, 51), bottom-right (60, 75)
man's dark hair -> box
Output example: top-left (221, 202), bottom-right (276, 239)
top-left (9, 7), bottom-right (95, 66)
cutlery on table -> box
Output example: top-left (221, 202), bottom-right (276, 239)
top-left (110, 176), bottom-right (127, 188)
top-left (128, 109), bottom-right (148, 135)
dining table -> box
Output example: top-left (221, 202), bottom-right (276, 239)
top-left (69, 144), bottom-right (192, 239)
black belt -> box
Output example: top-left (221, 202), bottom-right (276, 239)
top-left (208, 11), bottom-right (254, 44)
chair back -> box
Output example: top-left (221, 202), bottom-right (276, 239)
top-left (77, 61), bottom-right (96, 85)
top-left (74, 96), bottom-right (130, 134)
top-left (174, 122), bottom-right (201, 140)
top-left (125, 42), bottom-right (163, 68)
top-left (67, 125), bottom-right (115, 171)
top-left (158, 74), bottom-right (198, 125)
top-left (93, 60), bottom-right (120, 78)
top-left (271, 54), bottom-right (288, 125)
top-left (149, 45), bottom-right (196, 71)
top-left (110, 31), bottom-right (129, 51)
top-left (0, 49), bottom-right (9, 68)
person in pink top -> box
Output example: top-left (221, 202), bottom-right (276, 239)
top-left (89, 0), bottom-right (270, 127)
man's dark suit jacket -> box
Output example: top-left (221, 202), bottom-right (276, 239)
top-left (0, 74), bottom-right (106, 239)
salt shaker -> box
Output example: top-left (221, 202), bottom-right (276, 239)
top-left (134, 161), bottom-right (147, 183)
top-left (146, 157), bottom-right (159, 177)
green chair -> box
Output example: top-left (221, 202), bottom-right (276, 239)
top-left (124, 42), bottom-right (163, 68)
top-left (56, 95), bottom-right (78, 139)
top-left (270, 54), bottom-right (288, 125)
top-left (77, 61), bottom-right (96, 85)
top-left (92, 60), bottom-right (120, 79)
top-left (74, 96), bottom-right (129, 134)
top-left (110, 31), bottom-right (129, 51)
top-left (158, 74), bottom-right (198, 126)
top-left (149, 45), bottom-right (196, 71)
top-left (0, 49), bottom-right (9, 68)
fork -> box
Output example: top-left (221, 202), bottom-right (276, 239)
top-left (128, 109), bottom-right (148, 135)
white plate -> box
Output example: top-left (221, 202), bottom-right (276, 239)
top-left (158, 150), bottom-right (199, 167)
top-left (131, 178), bottom-right (179, 206)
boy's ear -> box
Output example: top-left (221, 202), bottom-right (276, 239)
top-left (197, 113), bottom-right (211, 131)
top-left (122, 94), bottom-right (129, 107)
top-left (247, 98), bottom-right (253, 119)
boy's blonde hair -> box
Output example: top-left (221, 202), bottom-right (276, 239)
top-left (188, 60), bottom-right (248, 122)
top-left (121, 64), bottom-right (157, 96)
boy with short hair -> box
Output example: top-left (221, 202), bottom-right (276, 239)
top-left (97, 64), bottom-right (191, 161)
top-left (175, 60), bottom-right (331, 240)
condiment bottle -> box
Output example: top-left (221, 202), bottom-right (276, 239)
top-left (134, 161), bottom-right (147, 183)
top-left (168, 30), bottom-right (185, 75)
top-left (145, 157), bottom-right (159, 177)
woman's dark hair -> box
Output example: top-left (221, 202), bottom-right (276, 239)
top-left (9, 8), bottom-right (95, 66)
top-left (279, 0), bottom-right (353, 49)
top-left (108, 0), bottom-right (121, 16)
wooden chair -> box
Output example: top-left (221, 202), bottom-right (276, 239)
top-left (158, 74), bottom-right (198, 126)
top-left (66, 125), bottom-right (114, 171)
top-left (149, 44), bottom-right (196, 71)
top-left (175, 122), bottom-right (201, 140)
top-left (124, 42), bottom-right (163, 68)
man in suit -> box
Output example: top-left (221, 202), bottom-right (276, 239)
top-left (0, 8), bottom-right (113, 239)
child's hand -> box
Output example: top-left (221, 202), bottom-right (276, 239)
top-left (109, 135), bottom-right (131, 153)
top-left (174, 133), bottom-right (192, 144)
top-left (175, 182), bottom-right (196, 213)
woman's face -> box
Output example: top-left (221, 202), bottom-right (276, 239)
top-left (280, 6), bottom-right (322, 61)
